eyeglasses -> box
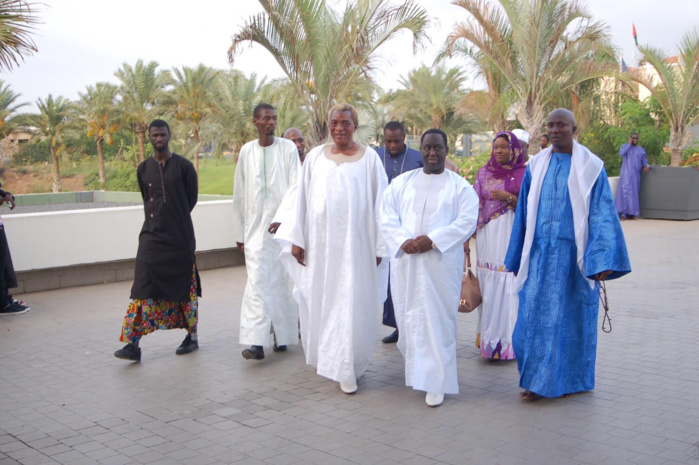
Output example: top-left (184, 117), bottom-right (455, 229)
top-left (291, 137), bottom-right (304, 143)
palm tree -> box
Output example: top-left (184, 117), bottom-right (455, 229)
top-left (365, 96), bottom-right (392, 147)
top-left (229, 0), bottom-right (429, 145)
top-left (630, 27), bottom-right (699, 166)
top-left (439, 44), bottom-right (513, 134)
top-left (0, 79), bottom-right (26, 135)
top-left (210, 71), bottom-right (267, 154)
top-left (392, 65), bottom-right (467, 130)
top-left (445, 0), bottom-right (615, 144)
top-left (171, 64), bottom-right (220, 172)
top-left (390, 65), bottom-right (476, 150)
top-left (78, 83), bottom-right (119, 187)
top-left (261, 79), bottom-right (311, 138)
top-left (35, 94), bottom-right (72, 192)
top-left (115, 60), bottom-right (169, 164)
top-left (0, 0), bottom-right (40, 71)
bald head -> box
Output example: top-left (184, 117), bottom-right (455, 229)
top-left (549, 108), bottom-right (576, 125)
top-left (547, 108), bottom-right (577, 154)
top-left (283, 127), bottom-right (306, 160)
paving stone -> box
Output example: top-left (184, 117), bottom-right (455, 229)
top-left (1, 220), bottom-right (698, 465)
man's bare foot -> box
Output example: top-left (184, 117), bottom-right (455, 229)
top-left (520, 390), bottom-right (541, 401)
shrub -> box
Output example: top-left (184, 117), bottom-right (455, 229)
top-left (680, 141), bottom-right (699, 168)
top-left (16, 140), bottom-right (50, 164)
top-left (85, 161), bottom-right (139, 192)
top-left (579, 98), bottom-right (670, 176)
top-left (450, 154), bottom-right (489, 184)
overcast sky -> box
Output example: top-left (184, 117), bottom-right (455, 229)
top-left (2, 0), bottom-right (697, 110)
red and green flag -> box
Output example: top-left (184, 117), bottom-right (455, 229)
top-left (633, 23), bottom-right (638, 46)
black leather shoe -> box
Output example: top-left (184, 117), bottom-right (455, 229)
top-left (176, 334), bottom-right (199, 355)
top-left (242, 345), bottom-right (264, 360)
top-left (273, 343), bottom-right (287, 352)
top-left (272, 334), bottom-right (287, 352)
top-left (114, 343), bottom-right (141, 362)
top-left (382, 330), bottom-right (399, 344)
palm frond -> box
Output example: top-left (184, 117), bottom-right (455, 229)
top-left (228, 0), bottom-right (429, 145)
top-left (0, 0), bottom-right (40, 71)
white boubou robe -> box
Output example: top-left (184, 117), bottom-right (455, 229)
top-left (275, 144), bottom-right (389, 384)
top-left (232, 137), bottom-right (301, 347)
top-left (381, 169), bottom-right (479, 394)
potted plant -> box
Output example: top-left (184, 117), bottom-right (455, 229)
top-left (631, 28), bottom-right (699, 220)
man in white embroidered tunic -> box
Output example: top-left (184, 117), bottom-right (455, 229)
top-left (381, 129), bottom-right (479, 407)
top-left (232, 103), bottom-right (300, 361)
top-left (275, 104), bottom-right (388, 395)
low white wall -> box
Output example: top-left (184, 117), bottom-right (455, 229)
top-left (3, 200), bottom-right (235, 272)
top-left (609, 176), bottom-right (619, 199)
top-left (4, 177), bottom-right (621, 273)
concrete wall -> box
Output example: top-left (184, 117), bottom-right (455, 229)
top-left (14, 191), bottom-right (231, 206)
top-left (5, 199), bottom-right (242, 293)
top-left (4, 200), bottom-right (236, 272)
top-left (5, 177), bottom-right (621, 293)
top-left (609, 176), bottom-right (619, 199)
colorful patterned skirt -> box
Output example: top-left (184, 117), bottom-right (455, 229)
top-left (119, 265), bottom-right (198, 343)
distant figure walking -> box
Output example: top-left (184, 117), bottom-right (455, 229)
top-left (615, 133), bottom-right (649, 220)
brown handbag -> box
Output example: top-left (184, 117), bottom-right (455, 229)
top-left (458, 244), bottom-right (482, 313)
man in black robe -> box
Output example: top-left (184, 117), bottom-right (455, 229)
top-left (114, 119), bottom-right (201, 362)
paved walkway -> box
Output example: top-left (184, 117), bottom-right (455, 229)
top-left (1, 219), bottom-right (698, 465)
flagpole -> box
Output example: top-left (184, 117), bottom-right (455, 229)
top-left (632, 21), bottom-right (639, 66)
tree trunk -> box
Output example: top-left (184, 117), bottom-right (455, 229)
top-left (50, 143), bottom-right (61, 193)
top-left (131, 127), bottom-right (138, 167)
top-left (431, 114), bottom-right (442, 130)
top-left (518, 102), bottom-right (546, 155)
top-left (137, 129), bottom-right (146, 164)
top-left (193, 128), bottom-right (200, 173)
top-left (492, 117), bottom-right (508, 134)
top-left (309, 117), bottom-right (327, 148)
top-left (97, 138), bottom-right (106, 188)
top-left (669, 125), bottom-right (691, 167)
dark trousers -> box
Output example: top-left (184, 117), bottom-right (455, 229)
top-left (382, 277), bottom-right (397, 329)
top-left (0, 225), bottom-right (17, 307)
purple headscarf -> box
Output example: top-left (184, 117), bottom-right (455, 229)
top-left (474, 131), bottom-right (527, 229)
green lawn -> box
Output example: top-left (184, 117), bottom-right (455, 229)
top-left (11, 154), bottom-right (486, 195)
top-left (197, 158), bottom-right (236, 195)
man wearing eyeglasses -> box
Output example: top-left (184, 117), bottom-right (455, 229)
top-left (283, 127), bottom-right (307, 163)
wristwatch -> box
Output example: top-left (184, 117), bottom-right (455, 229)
top-left (507, 196), bottom-right (513, 204)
